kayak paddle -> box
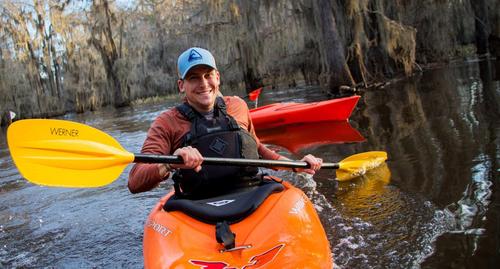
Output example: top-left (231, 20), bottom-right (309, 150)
top-left (7, 119), bottom-right (387, 188)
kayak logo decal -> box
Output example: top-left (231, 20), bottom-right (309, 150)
top-left (289, 196), bottom-right (305, 215)
top-left (189, 244), bottom-right (284, 268)
top-left (207, 199), bottom-right (235, 207)
top-left (145, 219), bottom-right (172, 237)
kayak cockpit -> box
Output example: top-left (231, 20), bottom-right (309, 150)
top-left (163, 181), bottom-right (284, 224)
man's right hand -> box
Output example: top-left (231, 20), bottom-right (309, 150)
top-left (171, 146), bottom-right (203, 172)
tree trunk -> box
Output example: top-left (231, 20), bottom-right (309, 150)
top-left (90, 0), bottom-right (129, 107)
top-left (237, 40), bottom-right (263, 91)
top-left (471, 0), bottom-right (490, 55)
top-left (312, 0), bottom-right (354, 94)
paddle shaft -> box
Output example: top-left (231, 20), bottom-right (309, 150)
top-left (134, 154), bottom-right (340, 169)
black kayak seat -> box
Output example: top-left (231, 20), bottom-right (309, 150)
top-left (163, 182), bottom-right (285, 224)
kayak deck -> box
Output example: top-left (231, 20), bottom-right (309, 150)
top-left (143, 181), bottom-right (332, 268)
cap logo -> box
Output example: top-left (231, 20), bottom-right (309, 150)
top-left (188, 49), bottom-right (202, 62)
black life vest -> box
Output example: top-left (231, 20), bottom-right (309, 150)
top-left (172, 97), bottom-right (260, 198)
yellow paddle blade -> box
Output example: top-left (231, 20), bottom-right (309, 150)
top-left (7, 119), bottom-right (135, 187)
top-left (336, 151), bottom-right (388, 181)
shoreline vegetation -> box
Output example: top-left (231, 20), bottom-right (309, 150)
top-left (1, 0), bottom-right (499, 126)
top-left (130, 94), bottom-right (180, 107)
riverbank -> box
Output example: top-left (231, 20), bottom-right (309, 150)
top-left (1, 0), bottom-right (498, 126)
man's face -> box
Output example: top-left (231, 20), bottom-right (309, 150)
top-left (178, 65), bottom-right (220, 112)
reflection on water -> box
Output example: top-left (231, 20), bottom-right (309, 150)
top-left (345, 59), bottom-right (499, 268)
top-left (0, 60), bottom-right (498, 268)
top-left (256, 120), bottom-right (365, 154)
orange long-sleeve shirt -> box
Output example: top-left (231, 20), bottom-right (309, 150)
top-left (128, 96), bottom-right (281, 193)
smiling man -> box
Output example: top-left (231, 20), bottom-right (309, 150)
top-left (177, 48), bottom-right (220, 112)
top-left (128, 47), bottom-right (322, 197)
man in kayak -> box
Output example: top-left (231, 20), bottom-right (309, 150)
top-left (128, 47), bottom-right (322, 196)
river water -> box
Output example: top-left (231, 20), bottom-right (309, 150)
top-left (1, 59), bottom-right (499, 268)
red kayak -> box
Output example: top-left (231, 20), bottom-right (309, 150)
top-left (250, 95), bottom-right (360, 129)
top-left (256, 120), bottom-right (365, 154)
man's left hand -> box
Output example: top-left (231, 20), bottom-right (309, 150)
top-left (298, 154), bottom-right (323, 175)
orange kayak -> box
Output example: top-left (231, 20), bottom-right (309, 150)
top-left (250, 95), bottom-right (360, 129)
top-left (143, 180), bottom-right (332, 268)
top-left (256, 120), bottom-right (365, 154)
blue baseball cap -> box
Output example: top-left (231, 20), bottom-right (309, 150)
top-left (177, 47), bottom-right (217, 79)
